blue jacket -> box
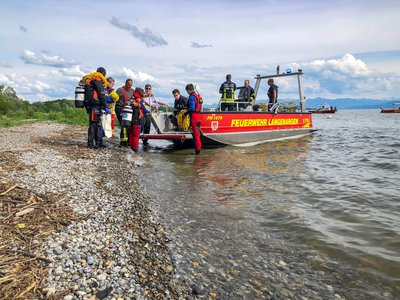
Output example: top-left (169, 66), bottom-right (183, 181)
top-left (140, 99), bottom-right (150, 115)
top-left (186, 93), bottom-right (197, 116)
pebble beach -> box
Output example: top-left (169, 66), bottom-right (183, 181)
top-left (0, 123), bottom-right (191, 299)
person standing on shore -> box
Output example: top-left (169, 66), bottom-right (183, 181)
top-left (116, 79), bottom-right (134, 146)
top-left (184, 83), bottom-right (203, 155)
top-left (105, 77), bottom-right (119, 137)
top-left (267, 78), bottom-right (278, 111)
top-left (129, 87), bottom-right (147, 153)
top-left (82, 67), bottom-right (109, 149)
top-left (219, 74), bottom-right (236, 111)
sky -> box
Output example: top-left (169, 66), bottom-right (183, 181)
top-left (1, 0), bottom-right (400, 104)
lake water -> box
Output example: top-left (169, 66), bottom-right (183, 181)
top-left (132, 109), bottom-right (400, 299)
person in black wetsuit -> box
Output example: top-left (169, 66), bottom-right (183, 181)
top-left (170, 88), bottom-right (188, 129)
top-left (267, 78), bottom-right (278, 111)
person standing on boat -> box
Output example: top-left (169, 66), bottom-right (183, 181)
top-left (116, 79), bottom-right (135, 146)
top-left (170, 88), bottom-right (188, 129)
top-left (141, 84), bottom-right (154, 145)
top-left (142, 84), bottom-right (170, 144)
top-left (219, 74), bottom-right (236, 111)
top-left (267, 78), bottom-right (278, 111)
top-left (184, 83), bottom-right (203, 155)
top-left (237, 79), bottom-right (255, 111)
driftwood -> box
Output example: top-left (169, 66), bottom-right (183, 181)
top-left (0, 181), bottom-right (79, 299)
top-left (18, 251), bottom-right (54, 264)
top-left (15, 280), bottom-right (36, 299)
top-left (15, 208), bottom-right (35, 218)
top-left (0, 185), bottom-right (17, 196)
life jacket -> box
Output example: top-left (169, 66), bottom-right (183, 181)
top-left (194, 93), bottom-right (203, 113)
top-left (221, 81), bottom-right (235, 102)
top-left (105, 88), bottom-right (119, 113)
top-left (121, 86), bottom-right (134, 105)
top-left (131, 93), bottom-right (144, 125)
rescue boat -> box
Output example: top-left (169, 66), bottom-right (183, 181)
top-left (308, 104), bottom-right (337, 114)
top-left (381, 103), bottom-right (400, 113)
top-left (142, 71), bottom-right (316, 147)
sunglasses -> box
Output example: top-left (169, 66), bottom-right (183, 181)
top-left (146, 87), bottom-right (152, 90)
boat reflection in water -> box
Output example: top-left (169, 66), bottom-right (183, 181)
top-left (191, 137), bottom-right (312, 206)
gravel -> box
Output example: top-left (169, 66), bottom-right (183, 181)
top-left (0, 123), bottom-right (192, 299)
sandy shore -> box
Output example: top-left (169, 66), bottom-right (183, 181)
top-left (0, 123), bottom-right (192, 299)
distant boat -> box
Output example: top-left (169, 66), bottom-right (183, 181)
top-left (381, 103), bottom-right (400, 113)
top-left (309, 104), bottom-right (337, 114)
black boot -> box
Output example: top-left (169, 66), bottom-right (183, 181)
top-left (88, 142), bottom-right (96, 149)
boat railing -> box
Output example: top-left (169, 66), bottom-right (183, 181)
top-left (216, 100), bottom-right (254, 111)
top-left (271, 102), bottom-right (299, 113)
top-left (215, 100), bottom-right (300, 113)
top-left (144, 96), bottom-right (171, 114)
top-left (253, 71), bottom-right (306, 112)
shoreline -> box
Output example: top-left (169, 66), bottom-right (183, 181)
top-left (0, 123), bottom-right (191, 299)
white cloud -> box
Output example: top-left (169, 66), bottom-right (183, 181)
top-left (20, 50), bottom-right (77, 68)
top-left (34, 81), bottom-right (50, 92)
top-left (35, 93), bottom-right (52, 102)
top-left (119, 67), bottom-right (155, 83)
top-left (309, 54), bottom-right (369, 77)
top-left (0, 73), bottom-right (13, 85)
top-left (0, 61), bottom-right (13, 68)
top-left (60, 65), bottom-right (87, 77)
top-left (291, 54), bottom-right (400, 98)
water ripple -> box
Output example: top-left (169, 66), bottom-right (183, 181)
top-left (138, 109), bottom-right (400, 298)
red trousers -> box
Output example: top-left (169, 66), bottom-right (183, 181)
top-left (129, 124), bottom-right (140, 152)
top-left (191, 114), bottom-right (201, 153)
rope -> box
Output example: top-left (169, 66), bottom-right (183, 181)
top-left (177, 109), bottom-right (190, 131)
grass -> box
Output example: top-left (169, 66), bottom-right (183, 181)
top-left (0, 97), bottom-right (88, 128)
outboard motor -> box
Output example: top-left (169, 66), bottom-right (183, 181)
top-left (74, 84), bottom-right (85, 108)
top-left (121, 105), bottom-right (133, 127)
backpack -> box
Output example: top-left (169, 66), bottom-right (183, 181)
top-left (78, 72), bottom-right (107, 109)
top-left (84, 78), bottom-right (101, 108)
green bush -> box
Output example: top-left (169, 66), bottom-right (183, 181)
top-left (0, 85), bottom-right (88, 127)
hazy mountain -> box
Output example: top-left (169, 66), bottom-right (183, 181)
top-left (203, 98), bottom-right (400, 110)
top-left (303, 98), bottom-right (399, 109)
